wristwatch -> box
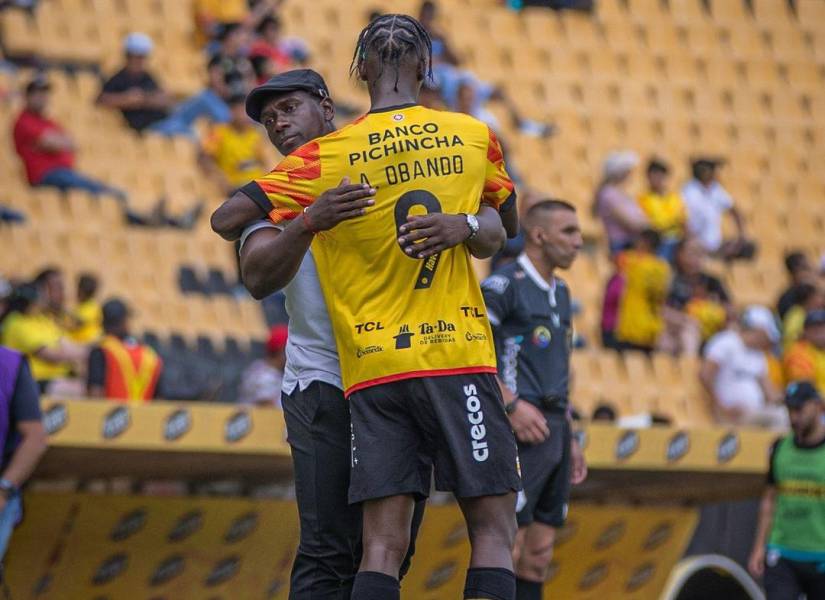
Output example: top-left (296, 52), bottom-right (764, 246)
top-left (504, 398), bottom-right (519, 415)
top-left (464, 213), bottom-right (480, 240)
top-left (0, 479), bottom-right (18, 499)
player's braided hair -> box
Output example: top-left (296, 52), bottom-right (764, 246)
top-left (350, 14), bottom-right (433, 91)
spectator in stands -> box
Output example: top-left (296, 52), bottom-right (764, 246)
top-left (600, 258), bottom-right (624, 350)
top-left (777, 251), bottom-right (816, 320)
top-left (0, 284), bottom-right (86, 394)
top-left (237, 324), bottom-right (287, 407)
top-left (783, 310), bottom-right (825, 394)
top-left (593, 151), bottom-right (649, 254)
top-left (13, 76), bottom-right (127, 201)
top-left (199, 92), bottom-right (269, 195)
top-left (748, 381), bottom-right (825, 599)
top-left (209, 23), bottom-right (256, 90)
top-left (666, 237), bottom-right (731, 344)
top-left (249, 15), bottom-right (293, 73)
top-left (783, 283), bottom-right (825, 348)
top-left (150, 56), bottom-right (233, 138)
top-left (637, 158), bottom-right (686, 261)
top-left (700, 306), bottom-right (785, 427)
top-left (86, 299), bottom-right (165, 402)
top-left (682, 158), bottom-right (755, 262)
top-left (418, 1), bottom-right (460, 65)
top-left (195, 0), bottom-right (279, 46)
top-left (97, 33), bottom-right (172, 132)
top-left (69, 273), bottom-right (102, 344)
top-left (0, 346), bottom-right (47, 560)
top-left (614, 230), bottom-right (671, 353)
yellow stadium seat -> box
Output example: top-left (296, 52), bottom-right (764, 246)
top-left (707, 0), bottom-right (752, 24)
top-left (797, 0), bottom-right (825, 33)
top-left (669, 0), bottom-right (709, 24)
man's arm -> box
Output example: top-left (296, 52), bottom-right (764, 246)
top-left (749, 486), bottom-right (776, 578)
top-left (86, 347), bottom-right (106, 398)
top-left (397, 204), bottom-right (505, 260)
top-left (238, 179), bottom-right (375, 299)
top-left (211, 191), bottom-right (267, 241)
top-left (2, 360), bottom-right (47, 491)
top-left (36, 129), bottom-right (75, 154)
top-left (729, 205), bottom-right (747, 239)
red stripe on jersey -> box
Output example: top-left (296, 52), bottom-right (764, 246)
top-left (344, 365), bottom-right (498, 397)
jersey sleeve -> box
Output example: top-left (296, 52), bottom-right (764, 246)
top-left (481, 127), bottom-right (516, 213)
top-left (239, 141), bottom-right (323, 224)
top-left (481, 273), bottom-right (515, 328)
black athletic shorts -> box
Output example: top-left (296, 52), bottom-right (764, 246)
top-left (348, 372), bottom-right (522, 504)
top-left (515, 410), bottom-right (571, 528)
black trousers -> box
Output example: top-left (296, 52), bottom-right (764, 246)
top-left (283, 381), bottom-right (425, 599)
top-left (764, 556), bottom-right (825, 600)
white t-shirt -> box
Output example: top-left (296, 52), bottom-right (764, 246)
top-left (703, 329), bottom-right (767, 414)
top-left (682, 179), bottom-right (733, 252)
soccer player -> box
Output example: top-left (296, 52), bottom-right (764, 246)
top-left (481, 200), bottom-right (588, 600)
top-left (214, 68), bottom-right (512, 598)
top-left (212, 14), bottom-right (521, 600)
top-left (749, 381), bottom-right (825, 600)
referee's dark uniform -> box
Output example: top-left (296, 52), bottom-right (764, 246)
top-left (482, 254), bottom-right (573, 528)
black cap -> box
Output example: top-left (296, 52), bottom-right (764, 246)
top-left (692, 157), bottom-right (725, 171)
top-left (804, 309), bottom-right (825, 329)
top-left (102, 298), bottom-right (131, 328)
top-left (245, 69), bottom-right (330, 123)
top-left (785, 381), bottom-right (822, 408)
top-left (25, 75), bottom-right (51, 95)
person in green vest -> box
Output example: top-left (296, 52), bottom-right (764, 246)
top-left (749, 380), bottom-right (825, 599)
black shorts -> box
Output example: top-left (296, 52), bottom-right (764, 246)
top-left (516, 410), bottom-right (571, 528)
top-left (348, 372), bottom-right (522, 504)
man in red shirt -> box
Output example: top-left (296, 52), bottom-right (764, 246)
top-left (13, 76), bottom-right (202, 229)
top-left (13, 76), bottom-right (126, 199)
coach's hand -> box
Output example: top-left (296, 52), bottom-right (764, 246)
top-left (571, 436), bottom-right (587, 485)
top-left (398, 213), bottom-right (470, 258)
top-left (304, 177), bottom-right (375, 232)
top-left (508, 401), bottom-right (550, 445)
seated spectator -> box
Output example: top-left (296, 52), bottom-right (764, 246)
top-left (682, 158), bottom-right (756, 262)
top-left (700, 306), bottom-right (785, 427)
top-left (783, 283), bottom-right (825, 348)
top-left (593, 151), bottom-right (649, 254)
top-left (0, 346), bottom-right (47, 560)
top-left (150, 56), bottom-right (233, 138)
top-left (784, 310), bottom-right (825, 393)
top-left (199, 92), bottom-right (269, 195)
top-left (249, 15), bottom-right (292, 73)
top-left (13, 76), bottom-right (126, 200)
top-left (777, 251), bottom-right (816, 320)
top-left (600, 261), bottom-right (624, 350)
top-left (195, 0), bottom-right (277, 46)
top-left (237, 325), bottom-right (286, 406)
top-left (418, 1), bottom-right (460, 65)
top-left (86, 299), bottom-right (165, 402)
top-left (97, 33), bottom-right (172, 132)
top-left (667, 237), bottom-right (731, 344)
top-left (0, 284), bottom-right (86, 394)
top-left (614, 230), bottom-right (671, 353)
top-left (209, 23), bottom-right (256, 88)
top-left (69, 273), bottom-right (102, 344)
top-left (637, 158), bottom-right (686, 261)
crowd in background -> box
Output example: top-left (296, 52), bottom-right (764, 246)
top-left (0, 0), bottom-right (823, 430)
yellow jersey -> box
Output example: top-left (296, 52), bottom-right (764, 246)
top-left (70, 299), bottom-right (103, 343)
top-left (637, 191), bottom-right (686, 238)
top-left (1, 312), bottom-right (70, 381)
top-left (203, 123), bottom-right (268, 188)
top-left (615, 250), bottom-right (671, 347)
top-left (247, 104), bottom-right (516, 395)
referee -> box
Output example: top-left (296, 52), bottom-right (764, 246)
top-left (481, 199), bottom-right (587, 600)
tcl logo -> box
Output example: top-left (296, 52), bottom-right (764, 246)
top-left (355, 321), bottom-right (384, 334)
top-left (464, 384), bottom-right (488, 462)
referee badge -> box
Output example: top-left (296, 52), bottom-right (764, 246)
top-left (532, 326), bottom-right (552, 349)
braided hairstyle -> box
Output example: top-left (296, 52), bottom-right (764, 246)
top-left (350, 14), bottom-right (433, 92)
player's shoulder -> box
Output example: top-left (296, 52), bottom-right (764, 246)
top-left (482, 261), bottom-right (521, 295)
top-left (433, 108), bottom-right (491, 134)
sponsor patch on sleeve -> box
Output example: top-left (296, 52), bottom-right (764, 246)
top-left (482, 275), bottom-right (510, 295)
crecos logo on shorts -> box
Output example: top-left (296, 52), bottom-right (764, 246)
top-left (464, 384), bottom-right (488, 462)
